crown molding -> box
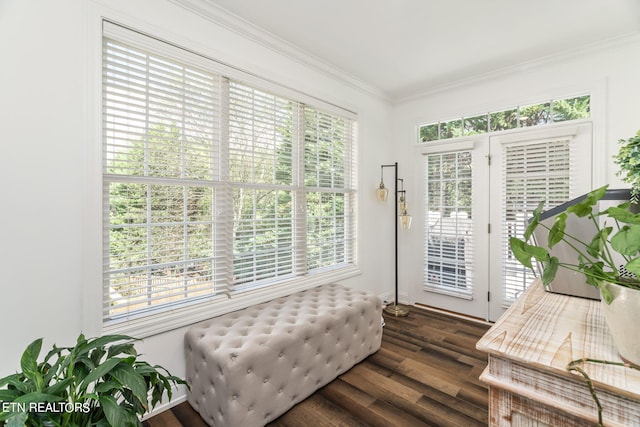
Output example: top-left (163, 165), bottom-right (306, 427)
top-left (396, 32), bottom-right (640, 104)
top-left (168, 0), bottom-right (391, 102)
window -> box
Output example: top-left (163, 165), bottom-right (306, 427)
top-left (418, 95), bottom-right (590, 142)
top-left (501, 137), bottom-right (572, 303)
top-left (102, 22), bottom-right (357, 335)
top-left (424, 151), bottom-right (474, 296)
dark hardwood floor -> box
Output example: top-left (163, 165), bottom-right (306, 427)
top-left (144, 306), bottom-right (491, 427)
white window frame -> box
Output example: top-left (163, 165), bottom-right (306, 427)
top-left (423, 148), bottom-right (475, 299)
top-left (99, 21), bottom-right (359, 337)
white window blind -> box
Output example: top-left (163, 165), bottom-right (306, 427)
top-left (102, 32), bottom-right (227, 326)
top-left (424, 151), bottom-right (474, 297)
top-left (304, 108), bottom-right (357, 271)
top-left (228, 82), bottom-right (297, 289)
top-left (101, 22), bottom-right (358, 335)
top-left (501, 138), bottom-right (572, 303)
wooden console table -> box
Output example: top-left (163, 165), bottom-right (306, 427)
top-left (477, 279), bottom-right (640, 426)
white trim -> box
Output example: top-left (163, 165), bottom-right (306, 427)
top-left (418, 139), bottom-right (475, 155)
top-left (490, 123), bottom-right (579, 145)
top-left (397, 33), bottom-right (640, 103)
top-left (588, 79), bottom-right (607, 189)
top-left (84, 1), bottom-right (111, 337)
top-left (104, 266), bottom-right (361, 338)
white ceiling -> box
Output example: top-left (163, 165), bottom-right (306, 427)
top-left (193, 0), bottom-right (640, 101)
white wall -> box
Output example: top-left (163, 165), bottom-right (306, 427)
top-left (392, 37), bottom-right (640, 313)
top-left (0, 0), bottom-right (393, 408)
top-left (0, 0), bottom-right (87, 369)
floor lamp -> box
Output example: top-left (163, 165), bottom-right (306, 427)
top-left (377, 162), bottom-right (411, 317)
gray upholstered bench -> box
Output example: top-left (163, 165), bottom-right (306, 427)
top-left (184, 283), bottom-right (382, 427)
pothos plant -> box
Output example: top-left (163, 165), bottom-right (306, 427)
top-left (510, 185), bottom-right (640, 425)
top-left (509, 185), bottom-right (640, 304)
top-left (0, 334), bottom-right (187, 427)
top-left (614, 130), bottom-right (640, 203)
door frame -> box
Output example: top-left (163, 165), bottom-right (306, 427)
top-left (411, 121), bottom-right (593, 322)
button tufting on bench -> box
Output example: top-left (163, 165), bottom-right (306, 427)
top-left (184, 283), bottom-right (382, 427)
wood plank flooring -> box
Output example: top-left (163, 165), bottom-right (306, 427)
top-left (144, 306), bottom-right (491, 427)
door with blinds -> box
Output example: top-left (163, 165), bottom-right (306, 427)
top-left (421, 139), bottom-right (491, 320)
top-left (419, 123), bottom-right (592, 321)
top-left (488, 123), bottom-right (592, 320)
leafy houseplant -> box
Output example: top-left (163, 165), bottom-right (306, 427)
top-left (0, 334), bottom-right (187, 427)
top-left (509, 185), bottom-right (640, 304)
top-left (509, 184), bottom-right (640, 367)
top-left (614, 130), bottom-right (640, 203)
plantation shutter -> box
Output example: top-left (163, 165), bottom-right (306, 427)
top-left (102, 22), bottom-right (228, 329)
top-left (501, 137), bottom-right (573, 303)
top-left (424, 151), bottom-right (474, 297)
top-left (304, 108), bottom-right (357, 271)
top-left (227, 81), bottom-right (298, 290)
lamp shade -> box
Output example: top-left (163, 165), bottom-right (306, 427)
top-left (376, 182), bottom-right (389, 201)
top-left (400, 210), bottom-right (412, 230)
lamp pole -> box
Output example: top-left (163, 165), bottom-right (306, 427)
top-left (380, 162), bottom-right (409, 317)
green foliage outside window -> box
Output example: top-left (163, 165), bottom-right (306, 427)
top-left (419, 95), bottom-right (590, 142)
top-left (107, 107), bottom-right (352, 310)
top-left (489, 108), bottom-right (518, 132)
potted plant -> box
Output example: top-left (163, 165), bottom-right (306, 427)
top-left (0, 334), bottom-right (187, 427)
top-left (509, 185), bottom-right (640, 366)
top-left (614, 129), bottom-right (640, 203)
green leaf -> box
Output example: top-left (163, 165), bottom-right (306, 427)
top-left (587, 226), bottom-right (612, 258)
top-left (523, 201), bottom-right (545, 240)
top-left (5, 412), bottom-right (28, 427)
top-left (14, 391), bottom-right (65, 404)
top-left (0, 373), bottom-right (23, 389)
top-left (107, 343), bottom-right (137, 359)
top-left (625, 257), bottom-right (640, 277)
top-left (509, 238), bottom-right (533, 269)
top-left (541, 256), bottom-right (559, 286)
top-left (548, 213), bottom-right (566, 248)
top-left (75, 335), bottom-right (135, 359)
top-left (567, 185), bottom-right (608, 217)
top-left (42, 349), bottom-right (67, 386)
top-left (0, 375), bottom-right (29, 395)
top-left (80, 358), bottom-right (122, 389)
top-left (605, 206), bottom-right (640, 224)
top-left (510, 237), bottom-right (549, 268)
top-left (611, 225), bottom-right (640, 256)
top-left (0, 388), bottom-right (20, 402)
top-left (20, 339), bottom-right (43, 390)
top-left (43, 377), bottom-right (74, 397)
top-left (110, 363), bottom-right (148, 408)
top-left (95, 380), bottom-right (123, 394)
top-left (99, 395), bottom-right (139, 427)
top-left (131, 362), bottom-right (158, 376)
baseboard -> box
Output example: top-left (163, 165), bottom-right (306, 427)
top-left (379, 290), bottom-right (409, 306)
top-left (414, 303), bottom-right (492, 325)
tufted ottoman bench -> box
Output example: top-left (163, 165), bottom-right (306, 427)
top-left (184, 283), bottom-right (382, 427)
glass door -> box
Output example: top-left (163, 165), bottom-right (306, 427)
top-left (416, 122), bottom-right (593, 321)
